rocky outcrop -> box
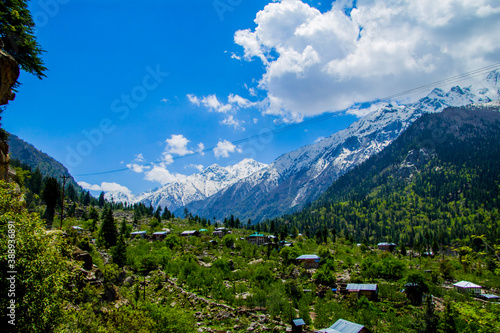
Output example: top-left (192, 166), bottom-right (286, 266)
top-left (0, 44), bottom-right (20, 183)
top-left (0, 45), bottom-right (19, 105)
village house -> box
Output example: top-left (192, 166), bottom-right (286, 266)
top-left (453, 281), bottom-right (482, 295)
top-left (292, 318), bottom-right (306, 333)
top-left (296, 254), bottom-right (321, 269)
top-left (152, 230), bottom-right (169, 241)
top-left (213, 227), bottom-right (228, 238)
top-left (345, 283), bottom-right (378, 301)
top-left (478, 294), bottom-right (500, 302)
top-left (246, 232), bottom-right (267, 246)
top-left (377, 242), bottom-right (396, 252)
top-left (315, 318), bottom-right (371, 333)
top-left (130, 231), bottom-right (147, 238)
top-left (181, 230), bottom-right (200, 237)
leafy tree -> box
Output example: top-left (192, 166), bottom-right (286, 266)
top-left (97, 208), bottom-right (117, 248)
top-left (0, 0), bottom-right (47, 82)
top-left (41, 176), bottom-right (60, 224)
top-left (0, 181), bottom-right (70, 331)
top-left (403, 271), bottom-right (429, 305)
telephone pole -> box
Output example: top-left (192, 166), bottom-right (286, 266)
top-left (59, 175), bottom-right (70, 229)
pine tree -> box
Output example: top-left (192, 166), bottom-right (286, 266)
top-left (98, 191), bottom-right (105, 207)
top-left (97, 208), bottom-right (117, 248)
top-left (41, 177), bottom-right (60, 224)
top-left (111, 234), bottom-right (127, 268)
top-left (0, 0), bottom-right (47, 81)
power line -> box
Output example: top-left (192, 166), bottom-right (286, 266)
top-left (75, 63), bottom-right (500, 177)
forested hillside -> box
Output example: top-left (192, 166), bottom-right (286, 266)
top-left (277, 106), bottom-right (500, 249)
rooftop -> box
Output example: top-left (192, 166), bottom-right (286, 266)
top-left (316, 319), bottom-right (366, 333)
top-left (247, 233), bottom-right (265, 237)
top-left (453, 281), bottom-right (481, 288)
top-left (296, 254), bottom-right (320, 260)
top-left (131, 231), bottom-right (147, 235)
top-left (346, 283), bottom-right (378, 291)
top-left (153, 231), bottom-right (169, 235)
top-left (293, 318), bottom-right (306, 326)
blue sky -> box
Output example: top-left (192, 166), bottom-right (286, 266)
top-left (3, 0), bottom-right (500, 195)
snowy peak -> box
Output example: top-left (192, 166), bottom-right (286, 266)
top-left (135, 158), bottom-right (267, 211)
top-left (182, 70), bottom-right (500, 222)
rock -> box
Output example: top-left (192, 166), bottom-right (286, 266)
top-left (73, 249), bottom-right (93, 270)
top-left (0, 48), bottom-right (19, 106)
top-left (123, 276), bottom-right (135, 286)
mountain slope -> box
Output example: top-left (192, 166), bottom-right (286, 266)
top-left (286, 105), bottom-right (500, 244)
top-left (183, 71), bottom-right (500, 222)
top-left (107, 158), bottom-right (268, 212)
top-left (8, 133), bottom-right (82, 191)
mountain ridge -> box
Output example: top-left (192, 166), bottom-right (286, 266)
top-left (180, 71), bottom-right (500, 222)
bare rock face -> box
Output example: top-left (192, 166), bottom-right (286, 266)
top-left (0, 46), bottom-right (20, 183)
top-left (0, 48), bottom-right (19, 106)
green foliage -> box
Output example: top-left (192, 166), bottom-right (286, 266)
top-left (97, 208), bottom-right (118, 248)
top-left (0, 0), bottom-right (47, 81)
top-left (111, 234), bottom-right (127, 268)
top-left (0, 181), bottom-right (70, 331)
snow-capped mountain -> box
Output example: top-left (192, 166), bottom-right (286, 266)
top-left (106, 158), bottom-right (268, 211)
top-left (182, 70), bottom-right (500, 222)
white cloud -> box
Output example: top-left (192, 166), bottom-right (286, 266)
top-left (221, 115), bottom-right (246, 131)
top-left (187, 94), bottom-right (200, 106)
top-left (228, 94), bottom-right (254, 108)
top-left (144, 163), bottom-right (186, 185)
top-left (165, 134), bottom-right (193, 156)
top-left (213, 140), bottom-right (242, 158)
top-left (78, 181), bottom-right (101, 191)
top-left (160, 152), bottom-right (174, 164)
top-left (134, 153), bottom-right (145, 162)
top-left (234, 0), bottom-right (500, 119)
top-left (185, 164), bottom-right (205, 172)
top-left (193, 94), bottom-right (232, 113)
top-left (126, 163), bottom-right (151, 173)
top-left (253, 118), bottom-right (259, 124)
top-left (78, 181), bottom-right (132, 194)
top-left (314, 136), bottom-right (325, 143)
top-left (197, 142), bottom-right (206, 156)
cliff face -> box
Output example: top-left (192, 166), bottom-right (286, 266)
top-left (0, 46), bottom-right (20, 182)
top-left (0, 48), bottom-right (19, 106)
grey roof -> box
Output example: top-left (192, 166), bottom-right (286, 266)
top-left (181, 230), bottom-right (198, 234)
top-left (293, 318), bottom-right (306, 326)
top-left (479, 294), bottom-right (500, 299)
top-left (131, 231), bottom-right (147, 235)
top-left (453, 281), bottom-right (481, 288)
top-left (329, 319), bottom-right (365, 333)
top-left (297, 254), bottom-right (320, 260)
top-left (377, 242), bottom-right (396, 246)
top-left (153, 231), bottom-right (169, 235)
top-left (346, 283), bottom-right (378, 291)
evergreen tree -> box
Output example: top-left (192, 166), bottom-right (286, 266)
top-left (97, 208), bottom-right (117, 248)
top-left (98, 191), bottom-right (105, 207)
top-left (0, 0), bottom-right (47, 82)
top-left (41, 177), bottom-right (60, 225)
top-left (111, 234), bottom-right (127, 268)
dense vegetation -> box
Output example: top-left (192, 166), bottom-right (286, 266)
top-left (265, 107), bottom-right (500, 253)
top-left (1, 168), bottom-right (500, 332)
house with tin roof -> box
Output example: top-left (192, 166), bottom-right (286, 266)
top-left (296, 254), bottom-right (321, 269)
top-left (315, 318), bottom-right (371, 333)
top-left (377, 242), bottom-right (396, 252)
top-left (345, 283), bottom-right (378, 301)
top-left (130, 231), bottom-right (147, 238)
top-left (246, 232), bottom-right (267, 246)
top-left (453, 281), bottom-right (481, 295)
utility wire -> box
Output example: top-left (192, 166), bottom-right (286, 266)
top-left (75, 63), bottom-right (500, 177)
